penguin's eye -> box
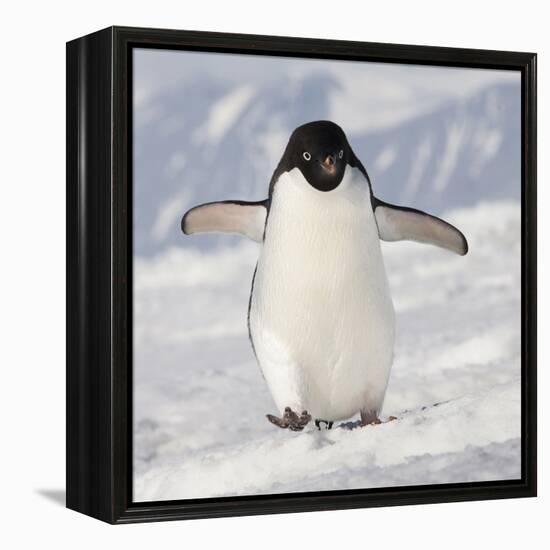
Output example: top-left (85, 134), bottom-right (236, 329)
top-left (303, 151), bottom-right (311, 161)
top-left (338, 150), bottom-right (344, 159)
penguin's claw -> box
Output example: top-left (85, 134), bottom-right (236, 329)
top-left (360, 415), bottom-right (398, 427)
top-left (266, 407), bottom-right (312, 431)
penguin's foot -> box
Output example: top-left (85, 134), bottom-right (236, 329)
top-left (360, 409), bottom-right (398, 427)
top-left (360, 415), bottom-right (398, 427)
top-left (314, 419), bottom-right (334, 430)
top-left (266, 407), bottom-right (312, 431)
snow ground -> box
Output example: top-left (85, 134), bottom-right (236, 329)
top-left (133, 200), bottom-right (521, 502)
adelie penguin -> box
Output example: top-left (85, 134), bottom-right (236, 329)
top-left (181, 120), bottom-right (468, 432)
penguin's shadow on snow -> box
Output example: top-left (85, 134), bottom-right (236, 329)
top-left (309, 420), bottom-right (362, 449)
top-left (310, 430), bottom-right (337, 449)
top-left (338, 420), bottom-right (363, 430)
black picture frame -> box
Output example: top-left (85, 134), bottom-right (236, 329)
top-left (66, 26), bottom-right (537, 524)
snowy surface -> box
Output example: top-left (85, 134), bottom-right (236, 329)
top-left (133, 200), bottom-right (521, 501)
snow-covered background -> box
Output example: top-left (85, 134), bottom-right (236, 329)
top-left (132, 48), bottom-right (522, 501)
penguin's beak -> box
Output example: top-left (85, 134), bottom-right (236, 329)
top-left (320, 154), bottom-right (336, 175)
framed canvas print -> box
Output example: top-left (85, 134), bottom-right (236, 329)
top-left (66, 26), bottom-right (537, 524)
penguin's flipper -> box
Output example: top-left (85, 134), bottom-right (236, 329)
top-left (373, 200), bottom-right (468, 256)
top-left (181, 200), bottom-right (268, 242)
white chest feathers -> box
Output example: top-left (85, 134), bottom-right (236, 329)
top-left (249, 166), bottom-right (395, 421)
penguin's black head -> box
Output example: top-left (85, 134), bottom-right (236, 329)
top-left (283, 120), bottom-right (352, 192)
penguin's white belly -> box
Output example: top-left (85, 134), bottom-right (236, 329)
top-left (249, 167), bottom-right (395, 421)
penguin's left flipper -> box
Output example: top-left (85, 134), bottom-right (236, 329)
top-left (181, 199), bottom-right (268, 242)
top-left (267, 407), bottom-right (312, 431)
top-left (374, 200), bottom-right (468, 256)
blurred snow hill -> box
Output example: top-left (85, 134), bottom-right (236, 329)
top-left (134, 78), bottom-right (519, 256)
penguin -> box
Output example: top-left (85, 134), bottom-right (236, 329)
top-left (181, 120), bottom-right (468, 431)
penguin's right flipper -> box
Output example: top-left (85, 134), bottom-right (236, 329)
top-left (181, 199), bottom-right (269, 242)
